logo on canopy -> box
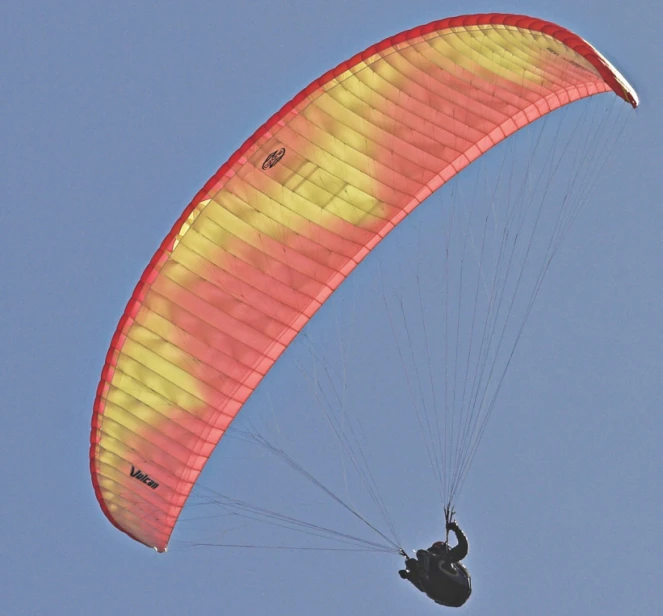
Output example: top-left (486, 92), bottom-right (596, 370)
top-left (262, 148), bottom-right (286, 170)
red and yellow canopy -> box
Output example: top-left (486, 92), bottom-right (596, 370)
top-left (90, 14), bottom-right (637, 552)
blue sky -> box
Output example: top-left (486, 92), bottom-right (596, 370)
top-left (2, 1), bottom-right (661, 614)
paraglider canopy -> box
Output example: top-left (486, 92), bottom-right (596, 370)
top-left (89, 13), bottom-right (637, 552)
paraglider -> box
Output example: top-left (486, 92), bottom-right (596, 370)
top-left (89, 18), bottom-right (637, 608)
top-left (400, 514), bottom-right (471, 608)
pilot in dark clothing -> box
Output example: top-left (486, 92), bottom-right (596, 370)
top-left (399, 521), bottom-right (471, 608)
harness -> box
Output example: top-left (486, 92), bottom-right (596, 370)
top-left (426, 556), bottom-right (472, 607)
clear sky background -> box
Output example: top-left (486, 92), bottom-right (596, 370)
top-left (2, 1), bottom-right (661, 615)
